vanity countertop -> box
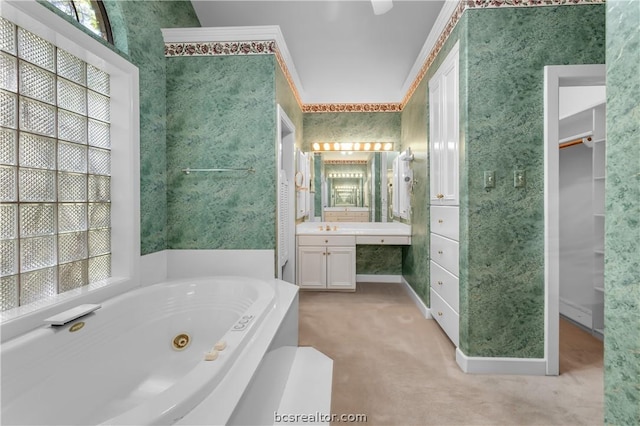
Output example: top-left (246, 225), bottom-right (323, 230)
top-left (296, 221), bottom-right (411, 236)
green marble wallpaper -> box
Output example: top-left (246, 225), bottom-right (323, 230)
top-left (303, 112), bottom-right (401, 152)
top-left (166, 55), bottom-right (277, 249)
top-left (105, 1), bottom-right (200, 255)
top-left (314, 153), bottom-right (322, 217)
top-left (604, 0), bottom-right (640, 423)
top-left (356, 246), bottom-right (402, 275)
top-left (400, 76), bottom-right (430, 303)
top-left (275, 64), bottom-right (303, 149)
top-left (461, 5), bottom-right (605, 358)
top-left (373, 152), bottom-right (382, 222)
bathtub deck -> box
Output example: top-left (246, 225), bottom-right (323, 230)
top-left (277, 347), bottom-right (333, 421)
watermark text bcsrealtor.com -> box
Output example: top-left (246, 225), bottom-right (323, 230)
top-left (274, 411), bottom-right (367, 423)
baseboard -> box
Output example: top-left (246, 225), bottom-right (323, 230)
top-left (559, 297), bottom-right (593, 329)
top-left (356, 274), bottom-right (402, 283)
top-left (400, 276), bottom-right (431, 319)
top-left (456, 348), bottom-right (547, 375)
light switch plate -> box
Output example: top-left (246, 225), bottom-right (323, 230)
top-left (514, 170), bottom-right (526, 188)
top-left (484, 171), bottom-right (495, 188)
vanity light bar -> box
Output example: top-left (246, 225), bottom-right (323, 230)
top-left (311, 142), bottom-right (394, 152)
top-left (328, 173), bottom-right (364, 178)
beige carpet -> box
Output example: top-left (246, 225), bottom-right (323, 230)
top-left (298, 283), bottom-right (603, 426)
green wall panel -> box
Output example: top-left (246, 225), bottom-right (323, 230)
top-left (461, 5), bottom-right (605, 358)
top-left (357, 246), bottom-right (402, 275)
top-left (166, 55), bottom-right (277, 249)
top-left (110, 1), bottom-right (200, 255)
top-left (303, 112), bottom-right (401, 152)
top-left (604, 0), bottom-right (640, 423)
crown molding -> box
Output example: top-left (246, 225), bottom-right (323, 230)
top-left (400, 0), bottom-right (462, 105)
top-left (162, 26), bottom-right (305, 104)
top-left (302, 103), bottom-right (402, 113)
top-left (164, 1), bottom-right (605, 113)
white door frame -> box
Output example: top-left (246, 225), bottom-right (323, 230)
top-left (276, 105), bottom-right (296, 283)
top-left (544, 64), bottom-right (606, 375)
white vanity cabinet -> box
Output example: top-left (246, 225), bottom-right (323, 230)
top-left (297, 235), bottom-right (356, 290)
top-left (429, 42), bottom-right (459, 206)
top-left (429, 42), bottom-right (460, 347)
top-left (430, 230), bottom-right (460, 347)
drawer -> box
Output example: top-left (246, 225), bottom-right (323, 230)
top-left (325, 212), bottom-right (369, 222)
top-left (430, 260), bottom-right (459, 312)
top-left (334, 217), bottom-right (364, 222)
top-left (430, 233), bottom-right (459, 276)
top-left (324, 212), bottom-right (345, 220)
top-left (430, 288), bottom-right (459, 347)
top-left (430, 206), bottom-right (459, 240)
top-left (356, 235), bottom-right (411, 245)
top-left (297, 235), bottom-right (356, 246)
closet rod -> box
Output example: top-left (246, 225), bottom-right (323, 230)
top-left (559, 136), bottom-right (592, 150)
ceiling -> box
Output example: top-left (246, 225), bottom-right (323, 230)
top-left (191, 1), bottom-right (446, 105)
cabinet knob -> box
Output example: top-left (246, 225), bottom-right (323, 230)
top-left (325, 239), bottom-right (328, 243)
top-left (438, 250), bottom-right (443, 254)
top-left (436, 193), bottom-right (444, 199)
top-left (322, 252), bottom-right (326, 256)
top-left (381, 239), bottom-right (384, 243)
top-left (438, 311), bottom-right (443, 316)
top-left (438, 219), bottom-right (444, 224)
top-left (438, 281), bottom-right (443, 285)
top-left (327, 252), bottom-right (331, 256)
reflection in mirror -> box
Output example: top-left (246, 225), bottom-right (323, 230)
top-left (312, 151), bottom-right (399, 222)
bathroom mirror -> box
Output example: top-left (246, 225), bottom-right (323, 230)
top-left (311, 151), bottom-right (399, 222)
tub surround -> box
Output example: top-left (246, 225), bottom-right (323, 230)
top-left (139, 250), bottom-right (276, 288)
top-left (1, 276), bottom-right (320, 426)
top-left (1, 247), bottom-right (276, 343)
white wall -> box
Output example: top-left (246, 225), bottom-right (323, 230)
top-left (559, 86), bottom-right (606, 119)
top-left (559, 144), bottom-right (595, 311)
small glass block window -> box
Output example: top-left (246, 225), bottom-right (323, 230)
top-left (0, 18), bottom-right (111, 311)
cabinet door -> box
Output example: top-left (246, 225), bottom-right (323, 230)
top-left (297, 246), bottom-right (326, 289)
top-left (440, 53), bottom-right (459, 205)
top-left (429, 76), bottom-right (443, 204)
top-left (429, 42), bottom-right (459, 206)
top-left (326, 246), bottom-right (356, 290)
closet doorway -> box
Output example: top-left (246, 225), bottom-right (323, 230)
top-left (544, 64), bottom-right (606, 376)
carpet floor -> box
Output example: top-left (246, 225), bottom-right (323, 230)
top-left (298, 283), bottom-right (603, 426)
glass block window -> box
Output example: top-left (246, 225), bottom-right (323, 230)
top-left (0, 18), bottom-right (111, 311)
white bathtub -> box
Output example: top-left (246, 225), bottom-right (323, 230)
top-left (0, 276), bottom-right (285, 425)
